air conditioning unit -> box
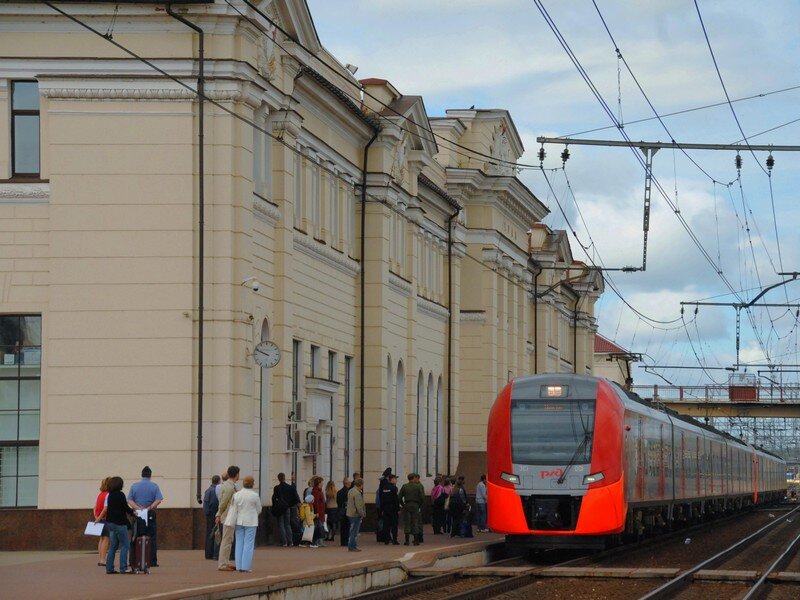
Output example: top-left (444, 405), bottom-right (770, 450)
top-left (305, 431), bottom-right (319, 455)
top-left (286, 425), bottom-right (302, 452)
top-left (292, 401), bottom-right (305, 422)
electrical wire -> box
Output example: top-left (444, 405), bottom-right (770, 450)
top-left (533, 0), bottom-right (771, 362)
top-left (563, 83), bottom-right (800, 138)
top-left (229, 0), bottom-right (557, 174)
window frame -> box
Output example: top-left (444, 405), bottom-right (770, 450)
top-left (10, 80), bottom-right (41, 179)
top-left (0, 313), bottom-right (41, 508)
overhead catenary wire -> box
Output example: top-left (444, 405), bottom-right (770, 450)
top-left (532, 0), bottom-right (772, 362)
top-left (694, 0), bottom-right (787, 298)
top-left (563, 83), bottom-right (800, 138)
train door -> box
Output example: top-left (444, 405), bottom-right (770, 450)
top-left (636, 416), bottom-right (645, 501)
top-left (696, 436), bottom-right (701, 497)
top-left (709, 440), bottom-right (714, 496)
top-left (680, 432), bottom-right (686, 498)
top-left (753, 451), bottom-right (759, 503)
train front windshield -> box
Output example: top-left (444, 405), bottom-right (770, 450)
top-left (510, 399), bottom-right (595, 465)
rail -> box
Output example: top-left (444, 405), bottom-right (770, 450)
top-left (638, 504), bottom-right (800, 599)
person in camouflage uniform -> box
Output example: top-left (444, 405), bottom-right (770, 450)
top-left (399, 473), bottom-right (425, 545)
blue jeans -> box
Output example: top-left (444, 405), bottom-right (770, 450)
top-left (476, 503), bottom-right (487, 531)
top-left (348, 516), bottom-right (362, 550)
top-left (234, 525), bottom-right (257, 571)
top-left (276, 511), bottom-right (292, 546)
top-left (106, 523), bottom-right (129, 573)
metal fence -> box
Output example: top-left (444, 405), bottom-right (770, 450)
top-left (631, 384), bottom-right (800, 403)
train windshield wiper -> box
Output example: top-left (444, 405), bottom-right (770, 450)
top-left (557, 431), bottom-right (591, 485)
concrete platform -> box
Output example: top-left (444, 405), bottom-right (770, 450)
top-left (1, 527), bottom-right (503, 600)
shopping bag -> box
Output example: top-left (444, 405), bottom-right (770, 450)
top-left (212, 523), bottom-right (222, 545)
top-left (301, 524), bottom-right (315, 543)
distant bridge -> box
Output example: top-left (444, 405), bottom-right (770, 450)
top-left (631, 384), bottom-right (800, 418)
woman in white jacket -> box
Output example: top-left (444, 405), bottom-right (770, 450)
top-left (229, 476), bottom-right (262, 572)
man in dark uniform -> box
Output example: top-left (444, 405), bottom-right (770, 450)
top-left (379, 474), bottom-right (400, 544)
top-left (337, 478), bottom-right (352, 546)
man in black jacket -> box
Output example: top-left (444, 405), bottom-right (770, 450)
top-left (379, 474), bottom-right (400, 544)
top-left (337, 478), bottom-right (352, 547)
top-left (202, 475), bottom-right (220, 559)
top-left (273, 472), bottom-right (300, 547)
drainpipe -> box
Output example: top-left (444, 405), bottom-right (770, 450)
top-left (573, 296), bottom-right (579, 374)
top-left (166, 3), bottom-right (205, 505)
top-left (445, 205), bottom-right (460, 475)
top-left (528, 258), bottom-right (542, 374)
top-left (358, 132), bottom-right (378, 475)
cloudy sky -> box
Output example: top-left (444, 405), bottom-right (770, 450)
top-left (307, 0), bottom-right (800, 388)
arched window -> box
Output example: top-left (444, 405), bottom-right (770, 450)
top-left (386, 356), bottom-right (393, 462)
top-left (436, 376), bottom-right (443, 474)
top-left (395, 361), bottom-right (405, 473)
top-left (415, 370), bottom-right (424, 473)
top-left (426, 373), bottom-right (434, 475)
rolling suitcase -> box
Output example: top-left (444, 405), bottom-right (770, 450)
top-left (130, 516), bottom-right (152, 574)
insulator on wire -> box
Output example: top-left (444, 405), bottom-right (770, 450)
top-left (766, 153), bottom-right (775, 172)
top-left (735, 153), bottom-right (742, 173)
top-left (538, 146), bottom-right (546, 166)
top-left (561, 146), bottom-right (570, 165)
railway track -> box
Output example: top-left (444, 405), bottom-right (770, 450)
top-left (354, 507), bottom-right (800, 600)
top-left (639, 504), bottom-right (800, 599)
top-left (354, 505), bottom-right (790, 600)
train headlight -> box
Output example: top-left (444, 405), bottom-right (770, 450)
top-left (583, 472), bottom-right (604, 485)
top-left (500, 472), bottom-right (520, 485)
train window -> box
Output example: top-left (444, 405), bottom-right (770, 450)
top-left (510, 399), bottom-right (595, 465)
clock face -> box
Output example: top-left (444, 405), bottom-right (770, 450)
top-left (254, 340), bottom-right (281, 368)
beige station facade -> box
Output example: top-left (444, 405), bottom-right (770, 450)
top-left (0, 0), bottom-right (605, 536)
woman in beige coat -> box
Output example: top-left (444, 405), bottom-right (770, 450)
top-left (230, 476), bottom-right (262, 572)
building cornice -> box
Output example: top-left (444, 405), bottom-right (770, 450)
top-left (0, 183), bottom-right (50, 204)
top-left (388, 272), bottom-right (413, 297)
top-left (417, 296), bottom-right (449, 321)
top-left (293, 231), bottom-right (359, 278)
top-left (252, 194), bottom-right (281, 226)
top-left (459, 310), bottom-right (486, 323)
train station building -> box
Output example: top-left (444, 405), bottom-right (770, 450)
top-left (0, 0), bottom-right (603, 548)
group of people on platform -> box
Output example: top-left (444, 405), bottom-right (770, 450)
top-left (91, 466), bottom-right (164, 574)
top-left (93, 465), bottom-right (490, 575)
top-left (200, 467), bottom-right (491, 557)
top-left (201, 465), bottom-right (264, 572)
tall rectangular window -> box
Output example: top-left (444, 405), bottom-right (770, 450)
top-left (331, 182), bottom-right (340, 248)
top-left (310, 345), bottom-right (321, 377)
top-left (348, 185), bottom-right (356, 254)
top-left (11, 81), bottom-right (40, 177)
top-left (312, 165), bottom-right (321, 237)
top-left (328, 350), bottom-right (337, 382)
top-left (0, 315), bottom-right (41, 507)
top-left (344, 356), bottom-right (353, 477)
top-left (293, 154), bottom-right (303, 230)
top-left (292, 340), bottom-right (301, 410)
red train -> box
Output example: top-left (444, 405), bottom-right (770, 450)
top-left (487, 374), bottom-right (786, 549)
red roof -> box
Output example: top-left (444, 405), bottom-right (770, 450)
top-left (359, 78), bottom-right (389, 86)
top-left (594, 334), bottom-right (628, 354)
